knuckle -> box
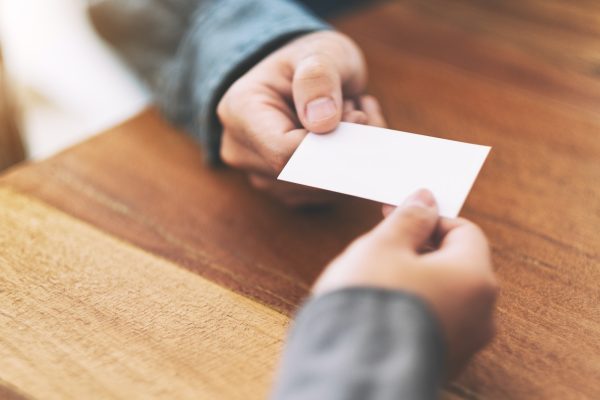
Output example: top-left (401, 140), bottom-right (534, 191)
top-left (219, 141), bottom-right (239, 168)
top-left (296, 56), bottom-right (334, 81)
top-left (217, 82), bottom-right (246, 121)
top-left (219, 148), bottom-right (234, 167)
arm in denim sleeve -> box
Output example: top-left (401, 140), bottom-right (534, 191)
top-left (272, 288), bottom-right (445, 400)
top-left (88, 0), bottom-right (329, 163)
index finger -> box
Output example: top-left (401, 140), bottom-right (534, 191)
top-left (233, 93), bottom-right (307, 174)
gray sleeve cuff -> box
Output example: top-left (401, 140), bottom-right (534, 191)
top-left (157, 0), bottom-right (330, 163)
top-left (272, 287), bottom-right (445, 400)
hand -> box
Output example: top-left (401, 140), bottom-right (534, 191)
top-left (217, 31), bottom-right (386, 207)
top-left (313, 189), bottom-right (498, 377)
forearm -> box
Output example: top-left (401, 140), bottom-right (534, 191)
top-left (272, 287), bottom-right (445, 400)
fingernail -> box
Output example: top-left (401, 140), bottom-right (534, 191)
top-left (403, 189), bottom-right (436, 208)
top-left (306, 97), bottom-right (336, 122)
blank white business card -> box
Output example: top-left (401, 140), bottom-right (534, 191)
top-left (278, 122), bottom-right (490, 217)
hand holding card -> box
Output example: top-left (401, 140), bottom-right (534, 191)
top-left (278, 123), bottom-right (490, 217)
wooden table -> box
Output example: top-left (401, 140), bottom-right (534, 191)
top-left (1, 1), bottom-right (599, 399)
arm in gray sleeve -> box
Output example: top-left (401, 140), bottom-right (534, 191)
top-left (272, 287), bottom-right (445, 400)
top-left (88, 0), bottom-right (329, 163)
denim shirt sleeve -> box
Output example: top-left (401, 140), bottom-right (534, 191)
top-left (88, 0), bottom-right (329, 163)
top-left (271, 287), bottom-right (445, 400)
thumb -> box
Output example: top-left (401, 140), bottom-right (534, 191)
top-left (377, 189), bottom-right (440, 251)
top-left (293, 55), bottom-right (343, 133)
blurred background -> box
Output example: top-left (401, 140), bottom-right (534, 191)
top-left (0, 0), bottom-right (149, 170)
top-left (0, 0), bottom-right (370, 173)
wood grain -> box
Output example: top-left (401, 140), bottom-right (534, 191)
top-left (0, 188), bottom-right (288, 400)
top-left (0, 111), bottom-right (381, 314)
top-left (1, 1), bottom-right (599, 399)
